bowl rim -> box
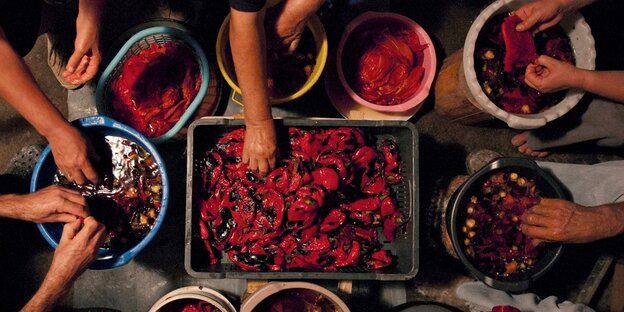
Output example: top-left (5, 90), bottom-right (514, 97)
top-left (335, 11), bottom-right (437, 113)
top-left (31, 116), bottom-right (170, 269)
top-left (462, 0), bottom-right (596, 129)
top-left (95, 22), bottom-right (210, 144)
top-left (240, 281), bottom-right (351, 312)
top-left (148, 286), bottom-right (237, 312)
top-left (216, 13), bottom-right (328, 105)
top-left (447, 157), bottom-right (566, 292)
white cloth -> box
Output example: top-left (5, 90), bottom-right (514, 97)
top-left (456, 281), bottom-right (595, 312)
top-left (536, 160), bottom-right (624, 206)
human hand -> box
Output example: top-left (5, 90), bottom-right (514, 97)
top-left (20, 186), bottom-right (88, 223)
top-left (62, 3), bottom-right (102, 85)
top-left (514, 0), bottom-right (566, 32)
top-left (46, 124), bottom-right (99, 185)
top-left (265, 0), bottom-right (324, 53)
top-left (46, 217), bottom-right (105, 291)
top-left (524, 55), bottom-right (580, 93)
top-left (520, 198), bottom-right (618, 244)
top-left (243, 120), bottom-right (278, 176)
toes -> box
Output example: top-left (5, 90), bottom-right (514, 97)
top-left (511, 131), bottom-right (530, 146)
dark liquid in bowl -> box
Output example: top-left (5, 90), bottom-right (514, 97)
top-left (252, 289), bottom-right (337, 312)
top-left (159, 299), bottom-right (220, 312)
top-left (475, 13), bottom-right (575, 114)
top-left (54, 135), bottom-right (162, 250)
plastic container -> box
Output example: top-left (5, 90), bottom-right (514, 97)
top-left (149, 286), bottom-right (237, 312)
top-left (96, 21), bottom-right (210, 144)
top-left (446, 157), bottom-right (565, 292)
top-left (463, 0), bottom-right (595, 129)
top-left (31, 116), bottom-right (170, 269)
top-left (240, 282), bottom-right (350, 312)
top-left (216, 14), bottom-right (328, 105)
top-left (185, 117), bottom-right (418, 280)
top-left (336, 12), bottom-right (436, 113)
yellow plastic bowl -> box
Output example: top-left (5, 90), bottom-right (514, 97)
top-left (216, 13), bottom-right (328, 105)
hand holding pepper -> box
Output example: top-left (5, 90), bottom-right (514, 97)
top-left (0, 185), bottom-right (89, 223)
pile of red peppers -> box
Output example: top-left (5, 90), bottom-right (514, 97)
top-left (195, 127), bottom-right (408, 271)
top-left (110, 42), bottom-right (202, 138)
top-left (345, 21), bottom-right (428, 106)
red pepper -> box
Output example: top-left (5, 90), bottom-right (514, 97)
top-left (311, 167), bottom-right (340, 192)
top-left (380, 195), bottom-right (396, 218)
top-left (342, 197), bottom-right (381, 212)
top-left (352, 146), bottom-right (377, 170)
top-left (255, 187), bottom-right (285, 230)
top-left (317, 154), bottom-right (348, 181)
top-left (320, 209), bottom-right (346, 232)
top-left (201, 151), bottom-right (223, 192)
top-left (366, 249), bottom-right (393, 269)
top-left (265, 167), bottom-right (291, 194)
top-left (302, 233), bottom-right (331, 253)
top-left (299, 224), bottom-right (320, 243)
top-left (335, 240), bottom-right (361, 268)
top-left (381, 139), bottom-right (400, 172)
top-left (383, 211), bottom-right (406, 242)
top-left (362, 174), bottom-right (386, 195)
top-left (350, 211), bottom-right (374, 226)
top-left (354, 226), bottom-right (378, 244)
top-left (279, 235), bottom-right (298, 254)
top-left (203, 240), bottom-right (220, 265)
top-left (226, 250), bottom-right (261, 271)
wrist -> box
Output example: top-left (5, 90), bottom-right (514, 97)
top-left (0, 194), bottom-right (28, 221)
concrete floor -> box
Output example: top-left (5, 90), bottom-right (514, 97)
top-left (1, 0), bottom-right (623, 311)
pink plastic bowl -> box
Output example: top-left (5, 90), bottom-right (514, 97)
top-left (336, 12), bottom-right (437, 113)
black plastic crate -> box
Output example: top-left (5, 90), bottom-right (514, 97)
top-left (185, 117), bottom-right (418, 280)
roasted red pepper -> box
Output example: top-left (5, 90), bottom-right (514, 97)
top-left (383, 211), bottom-right (406, 242)
top-left (311, 167), bottom-right (340, 192)
top-left (320, 209), bottom-right (346, 233)
top-left (342, 197), bottom-right (381, 212)
top-left (366, 249), bottom-right (393, 269)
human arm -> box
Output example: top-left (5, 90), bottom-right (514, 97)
top-left (0, 27), bottom-right (98, 184)
top-left (266, 0), bottom-right (325, 53)
top-left (229, 7), bottom-right (278, 175)
top-left (63, 0), bottom-right (105, 85)
top-left (525, 55), bottom-right (624, 103)
top-left (520, 198), bottom-right (624, 243)
top-left (514, 0), bottom-right (596, 32)
top-left (0, 186), bottom-right (89, 223)
top-left (21, 217), bottom-right (105, 312)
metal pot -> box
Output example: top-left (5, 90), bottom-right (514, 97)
top-left (446, 157), bottom-right (566, 292)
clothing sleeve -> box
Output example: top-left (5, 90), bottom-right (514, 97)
top-left (229, 0), bottom-right (267, 12)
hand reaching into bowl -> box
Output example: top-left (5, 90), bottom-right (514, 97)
top-left (6, 186), bottom-right (89, 223)
top-left (520, 198), bottom-right (624, 244)
top-left (524, 55), bottom-right (579, 93)
top-left (22, 217), bottom-right (105, 311)
top-left (46, 124), bottom-right (100, 185)
top-left (265, 0), bottom-right (325, 53)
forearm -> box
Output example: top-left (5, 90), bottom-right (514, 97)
top-left (0, 31), bottom-right (73, 141)
top-left (575, 70), bottom-right (624, 103)
top-left (558, 0), bottom-right (596, 12)
top-left (21, 270), bottom-right (71, 312)
top-left (597, 201), bottom-right (624, 239)
top-left (0, 194), bottom-right (29, 221)
top-left (284, 0), bottom-right (325, 19)
top-left (78, 0), bottom-right (105, 20)
top-left (229, 9), bottom-right (273, 125)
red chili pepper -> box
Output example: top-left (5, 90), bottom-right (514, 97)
top-left (342, 197), bottom-right (381, 212)
top-left (311, 167), bottom-right (340, 192)
top-left (320, 209), bottom-right (346, 232)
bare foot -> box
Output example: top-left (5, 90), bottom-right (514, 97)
top-left (511, 132), bottom-right (550, 158)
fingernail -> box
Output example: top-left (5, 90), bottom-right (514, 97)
top-left (68, 66), bottom-right (75, 73)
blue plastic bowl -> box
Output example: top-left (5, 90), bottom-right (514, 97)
top-left (30, 116), bottom-right (169, 269)
top-left (96, 22), bottom-right (210, 144)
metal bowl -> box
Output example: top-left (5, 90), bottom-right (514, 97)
top-left (447, 157), bottom-right (566, 292)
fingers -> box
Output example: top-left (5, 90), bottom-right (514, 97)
top-left (257, 158), bottom-right (270, 176)
top-left (516, 13), bottom-right (540, 32)
top-left (248, 157), bottom-right (259, 172)
top-left (287, 37), bottom-right (301, 54)
top-left (538, 16), bottom-right (562, 32)
top-left (81, 161), bottom-right (100, 185)
top-left (521, 210), bottom-right (551, 227)
top-left (65, 51), bottom-right (85, 75)
top-left (58, 188), bottom-right (89, 218)
top-left (60, 218), bottom-right (83, 243)
top-left (520, 223), bottom-right (553, 241)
